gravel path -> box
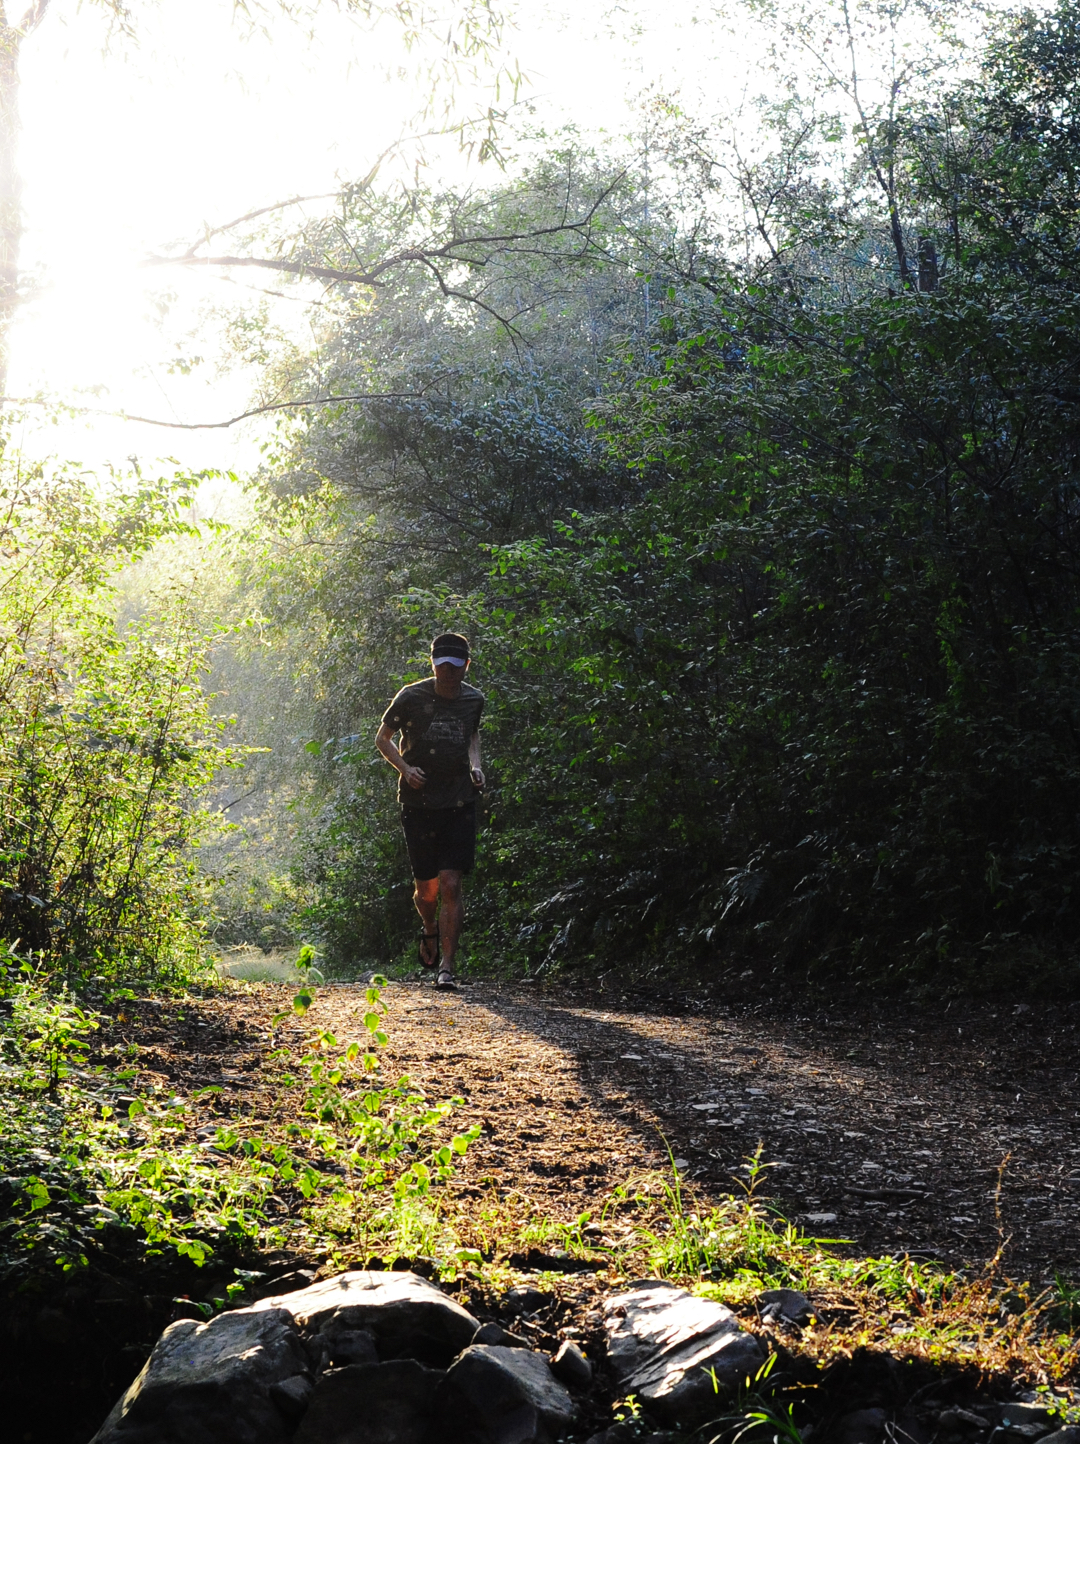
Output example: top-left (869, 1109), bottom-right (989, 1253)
top-left (140, 978), bottom-right (1080, 1281)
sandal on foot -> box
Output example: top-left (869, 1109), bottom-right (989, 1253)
top-left (435, 968), bottom-right (458, 991)
top-left (419, 932), bottom-right (439, 969)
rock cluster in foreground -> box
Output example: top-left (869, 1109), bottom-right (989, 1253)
top-left (92, 1271), bottom-right (762, 1444)
top-left (90, 1269), bottom-right (1075, 1443)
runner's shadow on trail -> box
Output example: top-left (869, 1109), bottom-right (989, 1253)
top-left (460, 985), bottom-right (1080, 1278)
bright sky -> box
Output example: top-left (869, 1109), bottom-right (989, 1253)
top-left (9, 0), bottom-right (745, 485)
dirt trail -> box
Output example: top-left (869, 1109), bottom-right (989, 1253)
top-left (154, 977), bottom-right (1080, 1280)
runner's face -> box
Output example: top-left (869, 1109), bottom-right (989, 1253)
top-left (433, 658), bottom-right (468, 690)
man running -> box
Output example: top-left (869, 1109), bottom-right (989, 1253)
top-left (375, 633), bottom-right (485, 991)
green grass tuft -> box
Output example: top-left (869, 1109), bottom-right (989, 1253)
top-left (214, 946), bottom-right (301, 983)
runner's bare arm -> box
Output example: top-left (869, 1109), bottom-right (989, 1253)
top-left (375, 724), bottom-right (426, 788)
top-left (469, 729), bottom-right (485, 790)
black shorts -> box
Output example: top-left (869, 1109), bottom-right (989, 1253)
top-left (400, 803), bottom-right (477, 880)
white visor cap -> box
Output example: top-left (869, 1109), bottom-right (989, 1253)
top-left (432, 654), bottom-right (468, 667)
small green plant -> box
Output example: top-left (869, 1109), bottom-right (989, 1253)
top-left (294, 944), bottom-right (322, 981)
top-left (721, 1354), bottom-right (806, 1445)
top-left (1047, 1275), bottom-right (1080, 1333)
top-left (611, 1394), bottom-right (648, 1438)
top-left (586, 1140), bottom-right (828, 1288)
top-left (10, 974), bottom-right (98, 1091)
top-left (0, 962), bottom-right (480, 1279)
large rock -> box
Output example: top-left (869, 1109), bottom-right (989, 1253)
top-left (294, 1361), bottom-right (446, 1443)
top-left (93, 1271), bottom-right (575, 1445)
top-left (604, 1282), bottom-right (765, 1429)
top-left (253, 1270), bottom-right (480, 1368)
top-left (1036, 1424), bottom-right (1080, 1444)
top-left (93, 1307), bottom-right (308, 1443)
top-left (439, 1345), bottom-right (575, 1443)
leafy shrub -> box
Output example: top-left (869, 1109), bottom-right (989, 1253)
top-left (0, 453), bottom-right (240, 982)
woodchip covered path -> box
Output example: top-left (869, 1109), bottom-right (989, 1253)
top-left (151, 977), bottom-right (1080, 1281)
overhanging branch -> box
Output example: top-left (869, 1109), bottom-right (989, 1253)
top-left (2, 391), bottom-right (425, 431)
top-left (146, 173), bottom-right (628, 317)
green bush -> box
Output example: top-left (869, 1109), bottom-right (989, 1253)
top-left (0, 452), bottom-right (241, 983)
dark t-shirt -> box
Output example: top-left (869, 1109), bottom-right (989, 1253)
top-left (380, 678), bottom-right (485, 809)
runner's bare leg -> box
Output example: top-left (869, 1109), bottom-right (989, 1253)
top-left (436, 868), bottom-right (463, 973)
top-left (414, 877), bottom-right (439, 964)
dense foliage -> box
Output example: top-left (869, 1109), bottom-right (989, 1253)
top-left (0, 455), bottom-right (235, 983)
top-left (202, 1), bottom-right (1080, 991)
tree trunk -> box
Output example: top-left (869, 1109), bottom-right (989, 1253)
top-left (0, 11), bottom-right (23, 397)
top-left (0, 4), bottom-right (53, 398)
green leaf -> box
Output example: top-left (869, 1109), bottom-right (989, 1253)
top-left (22, 1175), bottom-right (50, 1212)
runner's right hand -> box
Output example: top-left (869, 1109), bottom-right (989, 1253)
top-left (402, 763), bottom-right (427, 789)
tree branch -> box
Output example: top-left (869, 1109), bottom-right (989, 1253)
top-left (183, 192), bottom-right (345, 257)
top-left (182, 133), bottom-right (448, 254)
top-left (2, 390), bottom-right (427, 430)
top-left (18, 0), bottom-right (51, 36)
top-left (152, 174), bottom-right (626, 285)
